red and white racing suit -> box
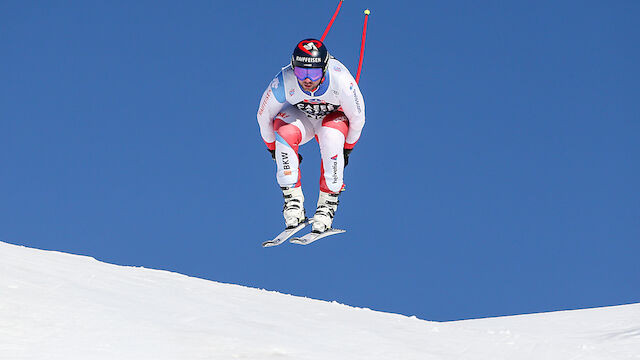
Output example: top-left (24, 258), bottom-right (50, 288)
top-left (257, 58), bottom-right (365, 194)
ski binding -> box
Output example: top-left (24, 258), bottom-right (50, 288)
top-left (290, 228), bottom-right (346, 245)
top-left (262, 219), bottom-right (312, 247)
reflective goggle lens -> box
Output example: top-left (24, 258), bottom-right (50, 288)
top-left (294, 67), bottom-right (323, 82)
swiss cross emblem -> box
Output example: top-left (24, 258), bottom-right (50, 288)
top-left (298, 40), bottom-right (322, 55)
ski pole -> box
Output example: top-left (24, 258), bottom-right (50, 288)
top-left (355, 9), bottom-right (370, 83)
top-left (320, 0), bottom-right (343, 42)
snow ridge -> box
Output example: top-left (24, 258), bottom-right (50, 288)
top-left (1, 241), bottom-right (638, 360)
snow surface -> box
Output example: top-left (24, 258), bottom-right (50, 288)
top-left (1, 241), bottom-right (638, 360)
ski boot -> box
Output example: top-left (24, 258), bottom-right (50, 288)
top-left (282, 186), bottom-right (306, 229)
top-left (312, 191), bottom-right (339, 233)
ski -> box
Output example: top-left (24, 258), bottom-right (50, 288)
top-left (290, 228), bottom-right (346, 245)
top-left (262, 219), bottom-right (312, 247)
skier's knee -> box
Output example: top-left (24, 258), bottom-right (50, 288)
top-left (276, 124), bottom-right (302, 147)
top-left (322, 112), bottom-right (349, 137)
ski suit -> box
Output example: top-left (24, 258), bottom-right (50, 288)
top-left (257, 58), bottom-right (365, 194)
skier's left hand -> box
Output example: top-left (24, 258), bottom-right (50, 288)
top-left (344, 148), bottom-right (353, 167)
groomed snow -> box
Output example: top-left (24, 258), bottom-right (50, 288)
top-left (1, 241), bottom-right (638, 359)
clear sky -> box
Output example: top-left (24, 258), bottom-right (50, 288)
top-left (1, 1), bottom-right (638, 321)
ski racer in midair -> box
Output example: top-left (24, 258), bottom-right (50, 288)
top-left (257, 39), bottom-right (366, 233)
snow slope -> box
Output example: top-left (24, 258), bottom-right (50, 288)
top-left (1, 241), bottom-right (638, 360)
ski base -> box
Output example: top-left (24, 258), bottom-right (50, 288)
top-left (262, 219), bottom-right (312, 247)
top-left (290, 228), bottom-right (346, 245)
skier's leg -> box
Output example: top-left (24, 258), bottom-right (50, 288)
top-left (317, 112), bottom-right (349, 194)
top-left (273, 107), bottom-right (315, 227)
top-left (312, 112), bottom-right (349, 232)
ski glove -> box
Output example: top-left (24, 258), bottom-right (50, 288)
top-left (268, 149), bottom-right (302, 164)
top-left (344, 148), bottom-right (353, 167)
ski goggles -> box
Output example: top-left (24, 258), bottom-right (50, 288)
top-left (293, 67), bottom-right (324, 82)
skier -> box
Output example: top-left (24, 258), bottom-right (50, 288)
top-left (257, 39), bottom-right (365, 233)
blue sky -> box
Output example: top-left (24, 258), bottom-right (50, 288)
top-left (1, 1), bottom-right (638, 321)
